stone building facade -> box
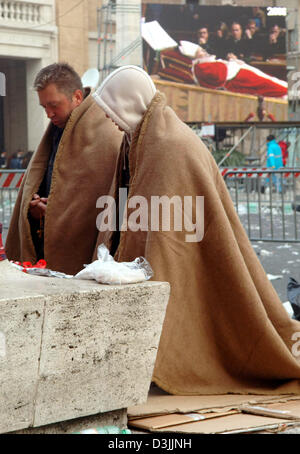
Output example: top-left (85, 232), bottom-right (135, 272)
top-left (0, 0), bottom-right (141, 157)
top-left (0, 0), bottom-right (58, 156)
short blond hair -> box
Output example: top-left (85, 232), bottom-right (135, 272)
top-left (34, 62), bottom-right (83, 99)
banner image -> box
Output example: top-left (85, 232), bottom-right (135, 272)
top-left (141, 4), bottom-right (288, 123)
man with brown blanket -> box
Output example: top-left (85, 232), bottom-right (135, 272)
top-left (5, 63), bottom-right (122, 275)
top-left (93, 65), bottom-right (300, 395)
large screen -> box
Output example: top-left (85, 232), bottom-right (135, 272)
top-left (141, 4), bottom-right (288, 123)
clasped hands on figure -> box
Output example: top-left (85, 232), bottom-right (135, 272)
top-left (29, 193), bottom-right (48, 220)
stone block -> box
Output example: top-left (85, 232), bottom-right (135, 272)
top-left (0, 261), bottom-right (170, 433)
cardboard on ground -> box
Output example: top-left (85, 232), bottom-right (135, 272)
top-left (128, 393), bottom-right (300, 419)
top-left (128, 392), bottom-right (300, 434)
top-left (128, 410), bottom-right (239, 431)
top-left (152, 413), bottom-right (295, 434)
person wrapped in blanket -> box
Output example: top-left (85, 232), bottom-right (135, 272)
top-left (92, 65), bottom-right (300, 396)
top-left (178, 41), bottom-right (287, 98)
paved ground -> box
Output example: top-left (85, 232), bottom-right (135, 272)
top-left (237, 206), bottom-right (300, 307)
top-left (253, 241), bottom-right (300, 304)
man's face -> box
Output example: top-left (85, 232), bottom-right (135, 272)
top-left (271, 25), bottom-right (280, 36)
top-left (198, 28), bottom-right (209, 43)
top-left (195, 46), bottom-right (209, 59)
top-left (38, 83), bottom-right (83, 129)
top-left (248, 22), bottom-right (256, 35)
top-left (231, 24), bottom-right (242, 40)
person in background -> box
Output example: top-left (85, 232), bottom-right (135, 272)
top-left (244, 19), bottom-right (266, 60)
top-left (0, 150), bottom-right (7, 168)
top-left (225, 22), bottom-right (250, 61)
top-left (278, 140), bottom-right (290, 167)
top-left (252, 7), bottom-right (267, 30)
top-left (21, 151), bottom-right (34, 169)
top-left (266, 134), bottom-right (284, 192)
top-left (197, 26), bottom-right (215, 56)
top-left (212, 21), bottom-right (229, 59)
top-left (8, 152), bottom-right (22, 169)
top-left (264, 24), bottom-right (286, 59)
top-left (189, 45), bottom-right (287, 98)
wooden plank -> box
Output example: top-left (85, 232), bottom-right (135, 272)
top-left (154, 79), bottom-right (288, 123)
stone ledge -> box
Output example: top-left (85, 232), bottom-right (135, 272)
top-left (0, 261), bottom-right (170, 433)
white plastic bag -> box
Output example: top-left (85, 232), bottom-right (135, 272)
top-left (74, 244), bottom-right (153, 285)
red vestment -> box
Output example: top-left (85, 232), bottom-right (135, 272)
top-left (193, 61), bottom-right (287, 98)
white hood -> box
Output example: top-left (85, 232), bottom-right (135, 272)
top-left (93, 65), bottom-right (157, 135)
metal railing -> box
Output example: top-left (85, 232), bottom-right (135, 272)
top-left (0, 170), bottom-right (24, 229)
top-left (2, 167), bottom-right (300, 244)
top-left (223, 168), bottom-right (300, 243)
top-left (217, 126), bottom-right (255, 167)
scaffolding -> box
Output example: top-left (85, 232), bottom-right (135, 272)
top-left (213, 123), bottom-right (300, 169)
top-left (97, 0), bottom-right (142, 83)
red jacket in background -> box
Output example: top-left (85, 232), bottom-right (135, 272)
top-left (278, 140), bottom-right (289, 166)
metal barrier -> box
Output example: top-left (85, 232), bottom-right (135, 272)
top-left (1, 167), bottom-right (300, 243)
top-left (223, 168), bottom-right (300, 242)
top-left (0, 170), bottom-right (25, 229)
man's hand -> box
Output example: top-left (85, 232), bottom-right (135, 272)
top-left (29, 194), bottom-right (48, 220)
top-left (245, 29), bottom-right (252, 39)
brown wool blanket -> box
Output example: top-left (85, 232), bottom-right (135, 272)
top-left (97, 91), bottom-right (300, 395)
top-left (5, 94), bottom-right (123, 275)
